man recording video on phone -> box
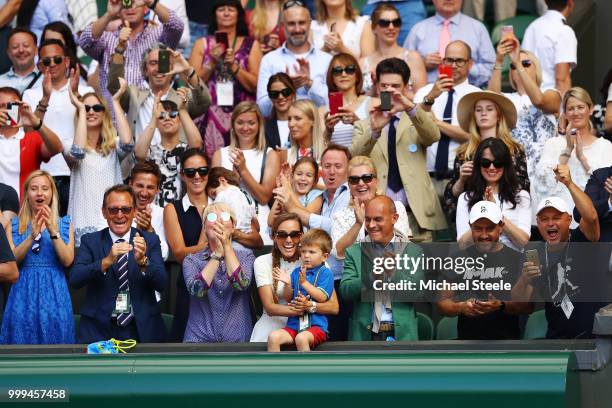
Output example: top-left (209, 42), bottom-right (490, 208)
top-left (352, 57), bottom-right (446, 243)
top-left (436, 201), bottom-right (532, 340)
top-left (512, 164), bottom-right (609, 339)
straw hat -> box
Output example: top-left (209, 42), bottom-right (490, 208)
top-left (457, 90), bottom-right (517, 133)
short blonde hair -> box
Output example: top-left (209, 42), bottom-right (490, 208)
top-left (300, 228), bottom-right (332, 254)
top-left (230, 101), bottom-right (266, 152)
top-left (203, 202), bottom-right (237, 226)
top-left (288, 100), bottom-right (326, 164)
top-left (509, 49), bottom-right (542, 90)
top-left (562, 86), bottom-right (593, 111)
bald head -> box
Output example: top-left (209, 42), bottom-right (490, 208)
top-left (443, 40), bottom-right (473, 84)
top-left (365, 196), bottom-right (398, 243)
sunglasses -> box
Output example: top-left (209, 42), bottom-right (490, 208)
top-left (376, 18), bottom-right (402, 28)
top-left (106, 206), bottom-right (133, 215)
top-left (159, 111), bottom-right (179, 120)
top-left (183, 166), bottom-right (209, 178)
top-left (282, 0), bottom-right (304, 10)
top-left (85, 104), bottom-right (105, 113)
top-left (275, 230), bottom-right (303, 239)
top-left (206, 212), bottom-right (231, 223)
top-left (442, 57), bottom-right (469, 67)
top-left (510, 60), bottom-right (533, 70)
top-left (269, 88), bottom-right (293, 99)
top-left (480, 159), bottom-right (505, 169)
top-left (331, 65), bottom-right (357, 77)
top-left (348, 173), bottom-right (376, 185)
top-left (41, 56), bottom-right (64, 67)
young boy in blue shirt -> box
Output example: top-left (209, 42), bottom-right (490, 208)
top-left (268, 228), bottom-right (334, 352)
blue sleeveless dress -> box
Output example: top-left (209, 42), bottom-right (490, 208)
top-left (0, 216), bottom-right (75, 344)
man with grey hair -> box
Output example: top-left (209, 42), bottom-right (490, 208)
top-left (256, 0), bottom-right (332, 117)
top-left (108, 43), bottom-right (210, 176)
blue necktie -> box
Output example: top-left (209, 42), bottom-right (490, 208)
top-left (387, 116), bottom-right (402, 192)
top-left (115, 239), bottom-right (134, 327)
top-left (434, 88), bottom-right (455, 178)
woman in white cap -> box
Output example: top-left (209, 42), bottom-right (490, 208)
top-left (534, 87), bottom-right (612, 229)
top-left (456, 138), bottom-right (531, 251)
top-left (443, 90), bottom-right (529, 221)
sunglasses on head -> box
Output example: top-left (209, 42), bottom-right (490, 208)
top-left (269, 88), bottom-right (293, 99)
top-left (331, 65), bottom-right (357, 77)
top-left (282, 0), bottom-right (304, 10)
top-left (183, 166), bottom-right (209, 178)
top-left (376, 18), bottom-right (402, 28)
top-left (480, 159), bottom-right (505, 169)
top-left (40, 56), bottom-right (64, 67)
top-left (159, 111), bottom-right (179, 120)
top-left (348, 173), bottom-right (376, 185)
top-left (510, 60), bottom-right (533, 70)
top-left (106, 206), bottom-right (133, 215)
top-left (275, 230), bottom-right (303, 239)
top-left (85, 104), bottom-right (105, 113)
top-left (206, 211), bottom-right (231, 223)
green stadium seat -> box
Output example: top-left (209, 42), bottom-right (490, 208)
top-left (436, 316), bottom-right (458, 340)
top-left (161, 313), bottom-right (174, 335)
top-left (523, 309), bottom-right (548, 340)
top-left (353, 0), bottom-right (368, 14)
top-left (490, 15), bottom-right (538, 44)
top-left (417, 312), bottom-right (434, 340)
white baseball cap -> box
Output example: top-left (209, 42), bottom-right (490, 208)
top-left (469, 201), bottom-right (503, 224)
top-left (536, 197), bottom-right (570, 215)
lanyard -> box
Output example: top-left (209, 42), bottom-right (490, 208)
top-left (294, 264), bottom-right (323, 299)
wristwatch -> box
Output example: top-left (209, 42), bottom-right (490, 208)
top-left (138, 256), bottom-right (149, 268)
top-left (210, 253), bottom-right (224, 262)
top-left (50, 233), bottom-right (59, 240)
top-left (422, 95), bottom-right (435, 106)
top-left (308, 301), bottom-right (317, 314)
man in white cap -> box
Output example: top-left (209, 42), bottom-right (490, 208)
top-left (437, 200), bottom-right (532, 339)
top-left (513, 164), bottom-right (606, 339)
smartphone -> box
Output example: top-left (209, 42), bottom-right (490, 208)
top-left (501, 25), bottom-right (514, 41)
top-left (380, 91), bottom-right (392, 112)
top-left (329, 92), bottom-right (343, 115)
top-left (6, 102), bottom-right (19, 127)
top-left (215, 31), bottom-right (229, 49)
top-left (438, 64), bottom-right (453, 79)
top-left (121, 0), bottom-right (132, 8)
top-left (158, 49), bottom-right (170, 74)
top-left (525, 249), bottom-right (540, 268)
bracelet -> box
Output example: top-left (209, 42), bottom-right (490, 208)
top-left (148, 0), bottom-right (159, 9)
top-left (493, 64), bottom-right (504, 70)
top-left (560, 152), bottom-right (571, 158)
top-left (32, 118), bottom-right (43, 131)
top-left (557, 129), bottom-right (566, 135)
top-left (187, 68), bottom-right (196, 80)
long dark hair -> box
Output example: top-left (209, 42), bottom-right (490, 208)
top-left (16, 0), bottom-right (40, 28)
top-left (271, 213), bottom-right (303, 303)
top-left (466, 138), bottom-right (520, 210)
top-left (209, 0), bottom-right (249, 38)
top-left (41, 21), bottom-right (88, 81)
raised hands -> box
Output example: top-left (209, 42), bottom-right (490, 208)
top-left (272, 266), bottom-right (291, 285)
top-left (112, 77), bottom-right (128, 101)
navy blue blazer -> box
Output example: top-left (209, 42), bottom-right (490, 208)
top-left (70, 227), bottom-right (167, 343)
top-left (574, 166), bottom-right (612, 242)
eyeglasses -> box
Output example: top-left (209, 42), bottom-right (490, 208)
top-left (510, 60), bottom-right (533, 70)
top-left (282, 0), bottom-right (304, 10)
top-left (331, 65), bottom-right (357, 77)
top-left (40, 56), bottom-right (64, 67)
top-left (376, 18), bottom-right (402, 28)
top-left (84, 104), bottom-right (105, 113)
top-left (275, 230), bottom-right (303, 239)
top-left (480, 159), bottom-right (505, 169)
top-left (348, 173), bottom-right (376, 185)
top-left (183, 167), bottom-right (209, 178)
top-left (269, 88), bottom-right (293, 99)
top-left (206, 212), bottom-right (231, 223)
top-left (442, 57), bottom-right (469, 67)
top-left (106, 206), bottom-right (133, 215)
top-left (159, 111), bottom-right (179, 120)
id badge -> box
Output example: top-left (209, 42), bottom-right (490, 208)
top-left (216, 81), bottom-right (234, 106)
top-left (561, 294), bottom-right (574, 319)
top-left (299, 313), bottom-right (310, 332)
top-left (114, 291), bottom-right (130, 314)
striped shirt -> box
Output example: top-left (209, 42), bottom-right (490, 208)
top-left (79, 11), bottom-right (183, 96)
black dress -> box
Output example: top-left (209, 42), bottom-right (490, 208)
top-left (169, 199), bottom-right (203, 342)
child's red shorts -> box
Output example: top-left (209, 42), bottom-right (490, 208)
top-left (282, 326), bottom-right (327, 348)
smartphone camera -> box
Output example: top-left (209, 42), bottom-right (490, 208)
top-left (121, 0), bottom-right (132, 8)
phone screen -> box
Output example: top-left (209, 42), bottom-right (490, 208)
top-left (6, 103), bottom-right (19, 127)
top-left (329, 92), bottom-right (343, 115)
top-left (380, 91), bottom-right (392, 111)
top-left (525, 249), bottom-right (540, 268)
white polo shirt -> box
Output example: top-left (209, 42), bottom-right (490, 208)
top-left (522, 10), bottom-right (577, 91)
top-left (414, 79), bottom-right (480, 173)
top-left (23, 82), bottom-right (94, 177)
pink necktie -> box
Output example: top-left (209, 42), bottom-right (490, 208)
top-left (439, 19), bottom-right (451, 57)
